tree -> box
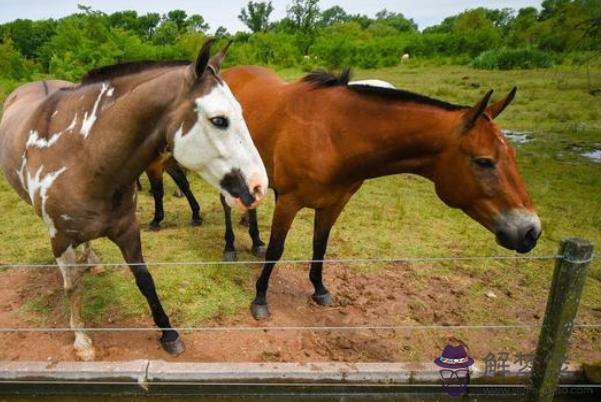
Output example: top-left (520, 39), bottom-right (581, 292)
top-left (320, 6), bottom-right (348, 26)
top-left (375, 9), bottom-right (418, 32)
top-left (239, 1), bottom-right (274, 33)
top-left (286, 0), bottom-right (320, 31)
top-left (187, 14), bottom-right (209, 33)
top-left (166, 10), bottom-right (188, 31)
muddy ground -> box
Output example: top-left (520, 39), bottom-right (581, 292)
top-left (0, 263), bottom-right (599, 364)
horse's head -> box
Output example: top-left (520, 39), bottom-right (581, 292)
top-left (432, 89), bottom-right (541, 253)
top-left (168, 40), bottom-right (268, 211)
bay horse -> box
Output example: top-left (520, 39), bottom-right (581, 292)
top-left (218, 66), bottom-right (541, 320)
top-left (0, 40), bottom-right (268, 359)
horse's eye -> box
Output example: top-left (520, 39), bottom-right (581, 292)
top-left (209, 116), bottom-right (229, 129)
top-left (474, 158), bottom-right (496, 169)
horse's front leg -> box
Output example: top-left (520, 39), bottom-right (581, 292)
top-left (309, 196), bottom-right (353, 306)
top-left (220, 194), bottom-right (238, 261)
top-left (109, 218), bottom-right (184, 355)
top-left (53, 237), bottom-right (95, 361)
top-left (247, 208), bottom-right (266, 258)
top-left (251, 195), bottom-right (300, 319)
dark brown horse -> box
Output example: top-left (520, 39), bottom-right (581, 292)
top-left (0, 41), bottom-right (268, 359)
top-left (217, 66), bottom-right (541, 320)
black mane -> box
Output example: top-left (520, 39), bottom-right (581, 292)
top-left (302, 69), bottom-right (467, 112)
top-left (81, 60), bottom-right (190, 85)
top-left (302, 69), bottom-right (351, 87)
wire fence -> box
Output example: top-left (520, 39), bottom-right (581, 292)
top-left (0, 252), bottom-right (598, 334)
top-left (0, 253), bottom-right (597, 269)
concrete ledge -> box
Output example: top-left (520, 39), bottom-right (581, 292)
top-left (0, 360), bottom-right (588, 395)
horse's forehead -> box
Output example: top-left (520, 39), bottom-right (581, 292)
top-left (195, 80), bottom-right (241, 115)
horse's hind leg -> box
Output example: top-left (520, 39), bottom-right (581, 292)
top-left (146, 161), bottom-right (165, 231)
top-left (82, 242), bottom-right (101, 267)
top-left (56, 245), bottom-right (95, 361)
top-left (165, 160), bottom-right (202, 226)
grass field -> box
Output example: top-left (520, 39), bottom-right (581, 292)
top-left (0, 64), bottom-right (600, 362)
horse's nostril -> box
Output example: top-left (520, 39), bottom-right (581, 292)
top-left (253, 185), bottom-right (263, 197)
top-left (524, 227), bottom-right (537, 243)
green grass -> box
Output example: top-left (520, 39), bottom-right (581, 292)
top-left (0, 64), bottom-right (600, 356)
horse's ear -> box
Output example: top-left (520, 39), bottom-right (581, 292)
top-left (209, 40), bottom-right (233, 74)
top-left (486, 87), bottom-right (517, 119)
top-left (194, 38), bottom-right (216, 79)
top-left (463, 89), bottom-right (494, 131)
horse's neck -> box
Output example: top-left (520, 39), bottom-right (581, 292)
top-left (86, 68), bottom-right (186, 188)
top-left (332, 97), bottom-right (458, 182)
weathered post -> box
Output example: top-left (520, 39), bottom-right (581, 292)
top-left (528, 238), bottom-right (594, 402)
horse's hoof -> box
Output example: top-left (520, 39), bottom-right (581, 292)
top-left (252, 245), bottom-right (267, 259)
top-left (148, 222), bottom-right (161, 231)
top-left (75, 347), bottom-right (96, 362)
top-left (162, 337), bottom-right (185, 356)
top-left (251, 303), bottom-right (271, 320)
top-left (190, 217), bottom-right (203, 227)
top-left (223, 250), bottom-right (238, 262)
top-left (312, 292), bottom-right (333, 306)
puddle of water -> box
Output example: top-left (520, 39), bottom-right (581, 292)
top-left (582, 150), bottom-right (601, 163)
top-left (502, 130), bottom-right (531, 144)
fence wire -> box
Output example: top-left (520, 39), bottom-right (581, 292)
top-left (0, 253), bottom-right (588, 269)
top-left (0, 253), bottom-right (598, 334)
top-left (0, 323), bottom-right (600, 333)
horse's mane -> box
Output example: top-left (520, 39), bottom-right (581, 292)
top-left (302, 69), bottom-right (352, 87)
top-left (81, 60), bottom-right (190, 85)
top-left (302, 69), bottom-right (468, 112)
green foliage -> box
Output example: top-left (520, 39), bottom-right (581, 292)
top-left (0, 0), bottom-right (600, 84)
top-left (239, 1), bottom-right (274, 33)
top-left (473, 48), bottom-right (554, 70)
top-left (0, 38), bottom-right (37, 80)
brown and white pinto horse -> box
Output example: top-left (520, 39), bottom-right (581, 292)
top-left (0, 41), bottom-right (268, 359)
top-left (218, 66), bottom-right (541, 319)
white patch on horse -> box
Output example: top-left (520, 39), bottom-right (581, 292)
top-left (61, 214), bottom-right (73, 221)
top-left (26, 130), bottom-right (63, 149)
top-left (51, 110), bottom-right (58, 118)
top-left (107, 87), bottom-right (114, 97)
top-left (349, 79), bottom-right (396, 89)
top-left (81, 83), bottom-right (110, 138)
top-left (66, 114), bottom-right (78, 132)
top-left (172, 82), bottom-right (267, 201)
top-left (16, 153), bottom-right (27, 193)
top-left (26, 165), bottom-right (67, 237)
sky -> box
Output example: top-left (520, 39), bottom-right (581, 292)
top-left (0, 1), bottom-right (543, 31)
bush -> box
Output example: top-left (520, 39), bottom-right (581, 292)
top-left (472, 48), bottom-right (553, 70)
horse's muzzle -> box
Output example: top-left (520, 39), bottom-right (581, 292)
top-left (220, 169), bottom-right (266, 211)
top-left (494, 210), bottom-right (542, 253)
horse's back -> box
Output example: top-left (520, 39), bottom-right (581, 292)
top-left (0, 80), bottom-right (74, 202)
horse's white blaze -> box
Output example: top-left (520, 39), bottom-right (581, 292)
top-left (51, 110), bottom-right (58, 118)
top-left (26, 165), bottom-right (67, 237)
top-left (173, 82), bottom-right (267, 206)
top-left (81, 83), bottom-right (111, 138)
top-left (349, 79), bottom-right (396, 89)
top-left (26, 129), bottom-right (63, 149)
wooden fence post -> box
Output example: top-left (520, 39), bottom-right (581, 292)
top-left (528, 238), bottom-right (594, 402)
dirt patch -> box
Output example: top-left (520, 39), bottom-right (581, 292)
top-left (0, 264), bottom-right (599, 364)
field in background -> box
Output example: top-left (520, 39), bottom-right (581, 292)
top-left (0, 64), bottom-right (599, 363)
